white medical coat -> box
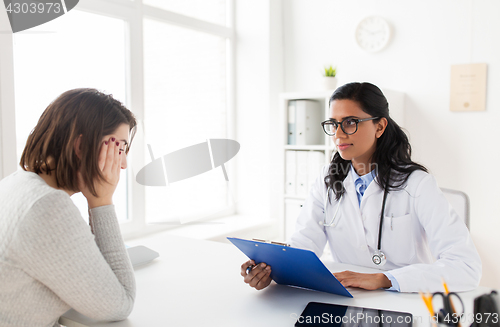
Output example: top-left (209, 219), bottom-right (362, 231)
top-left (289, 166), bottom-right (482, 293)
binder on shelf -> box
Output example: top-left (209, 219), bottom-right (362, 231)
top-left (295, 151), bottom-right (309, 196)
top-left (284, 199), bottom-right (305, 241)
top-left (285, 151), bottom-right (297, 195)
top-left (307, 151), bottom-right (326, 190)
top-left (295, 100), bottom-right (323, 145)
top-left (227, 237), bottom-right (352, 297)
top-left (285, 150), bottom-right (326, 197)
top-left (287, 101), bottom-right (296, 145)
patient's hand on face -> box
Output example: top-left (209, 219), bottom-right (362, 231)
top-left (240, 260), bottom-right (272, 290)
top-left (78, 138), bottom-right (121, 208)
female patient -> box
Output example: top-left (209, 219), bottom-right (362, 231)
top-left (0, 89), bottom-right (136, 326)
top-left (241, 82), bottom-right (481, 293)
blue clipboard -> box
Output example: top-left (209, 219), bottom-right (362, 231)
top-left (228, 237), bottom-right (352, 298)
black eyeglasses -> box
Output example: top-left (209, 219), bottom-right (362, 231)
top-left (321, 117), bottom-right (380, 136)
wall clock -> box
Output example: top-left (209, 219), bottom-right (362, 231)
top-left (355, 16), bottom-right (391, 53)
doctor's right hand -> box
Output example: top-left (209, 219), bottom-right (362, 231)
top-left (240, 260), bottom-right (272, 290)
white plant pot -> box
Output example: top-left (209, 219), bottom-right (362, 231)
top-left (323, 76), bottom-right (338, 91)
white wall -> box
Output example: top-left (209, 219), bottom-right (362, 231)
top-left (281, 0), bottom-right (500, 288)
top-left (235, 0), bottom-right (276, 226)
top-left (234, 0), bottom-right (285, 239)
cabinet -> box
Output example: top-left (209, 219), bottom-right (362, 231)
top-left (278, 89), bottom-right (405, 241)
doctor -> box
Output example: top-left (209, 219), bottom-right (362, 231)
top-left (241, 82), bottom-right (481, 293)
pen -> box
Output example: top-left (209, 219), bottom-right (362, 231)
top-left (420, 291), bottom-right (438, 327)
top-left (442, 278), bottom-right (450, 294)
top-left (442, 279), bottom-right (461, 327)
top-left (246, 264), bottom-right (255, 274)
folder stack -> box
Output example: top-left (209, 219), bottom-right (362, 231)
top-left (287, 100), bottom-right (323, 146)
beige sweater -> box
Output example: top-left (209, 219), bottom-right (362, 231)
top-left (0, 170), bottom-right (135, 327)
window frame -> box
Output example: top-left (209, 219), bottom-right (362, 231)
top-left (0, 0), bottom-right (236, 239)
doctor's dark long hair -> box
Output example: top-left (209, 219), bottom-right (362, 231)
top-left (324, 82), bottom-right (427, 202)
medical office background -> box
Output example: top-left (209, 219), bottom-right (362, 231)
top-left (0, 0), bottom-right (499, 289)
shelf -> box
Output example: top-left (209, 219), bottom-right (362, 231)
top-left (279, 91), bottom-right (335, 241)
top-left (284, 145), bottom-right (337, 153)
top-left (278, 88), bottom-right (405, 241)
top-left (283, 194), bottom-right (307, 201)
top-left (284, 145), bottom-right (327, 151)
top-left (279, 90), bottom-right (333, 100)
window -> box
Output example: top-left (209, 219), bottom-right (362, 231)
top-left (143, 0), bottom-right (227, 26)
top-left (143, 19), bottom-right (229, 224)
top-left (2, 1), bottom-right (235, 236)
top-left (12, 10), bottom-right (128, 222)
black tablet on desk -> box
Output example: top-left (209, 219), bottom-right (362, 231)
top-left (227, 237), bottom-right (352, 297)
top-left (295, 302), bottom-right (413, 327)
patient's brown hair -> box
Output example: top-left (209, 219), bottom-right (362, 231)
top-left (20, 88), bottom-right (137, 196)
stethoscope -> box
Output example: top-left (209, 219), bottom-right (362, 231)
top-left (319, 185), bottom-right (390, 266)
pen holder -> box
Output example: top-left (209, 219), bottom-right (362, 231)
top-left (429, 291), bottom-right (465, 327)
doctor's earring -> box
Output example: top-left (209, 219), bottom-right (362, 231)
top-left (372, 250), bottom-right (387, 266)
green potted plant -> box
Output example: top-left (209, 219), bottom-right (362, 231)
top-left (323, 65), bottom-right (337, 90)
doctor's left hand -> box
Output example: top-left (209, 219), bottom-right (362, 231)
top-left (333, 271), bottom-right (392, 290)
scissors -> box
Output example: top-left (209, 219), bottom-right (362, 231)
top-left (432, 291), bottom-right (465, 327)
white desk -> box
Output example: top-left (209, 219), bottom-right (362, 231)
top-left (60, 232), bottom-right (491, 327)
